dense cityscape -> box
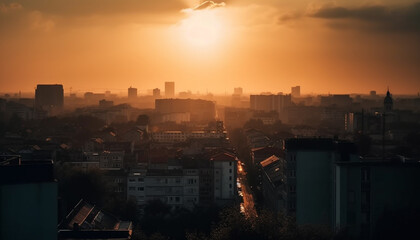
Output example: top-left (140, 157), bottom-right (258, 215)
top-left (2, 0), bottom-right (420, 239)
top-left (1, 82), bottom-right (420, 240)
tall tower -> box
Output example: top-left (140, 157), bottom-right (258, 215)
top-left (165, 82), bottom-right (175, 98)
top-left (384, 88), bottom-right (393, 112)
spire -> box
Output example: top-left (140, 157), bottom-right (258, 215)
top-left (384, 87), bottom-right (393, 111)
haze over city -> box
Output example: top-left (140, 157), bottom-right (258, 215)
top-left (1, 0), bottom-right (420, 94)
top-left (2, 1), bottom-right (420, 240)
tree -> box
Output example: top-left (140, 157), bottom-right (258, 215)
top-left (56, 166), bottom-right (108, 213)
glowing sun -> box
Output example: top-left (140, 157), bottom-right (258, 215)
top-left (178, 9), bottom-right (226, 48)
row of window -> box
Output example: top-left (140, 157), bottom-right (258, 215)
top-left (129, 178), bottom-right (144, 182)
top-left (129, 187), bottom-right (144, 191)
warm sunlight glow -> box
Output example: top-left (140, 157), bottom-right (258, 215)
top-left (178, 9), bottom-right (226, 48)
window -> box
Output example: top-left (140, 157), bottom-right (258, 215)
top-left (361, 167), bottom-right (370, 182)
top-left (289, 185), bottom-right (296, 193)
top-left (129, 187), bottom-right (135, 191)
top-left (289, 202), bottom-right (296, 210)
top-left (129, 178), bottom-right (135, 182)
top-left (138, 187), bottom-right (144, 191)
top-left (175, 197), bottom-right (180, 202)
top-left (229, 184), bottom-right (232, 188)
top-left (138, 178), bottom-right (144, 182)
top-left (229, 169), bottom-right (232, 173)
top-left (229, 162), bottom-right (232, 166)
top-left (229, 176), bottom-right (232, 180)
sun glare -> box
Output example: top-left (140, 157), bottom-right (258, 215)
top-left (178, 9), bottom-right (226, 48)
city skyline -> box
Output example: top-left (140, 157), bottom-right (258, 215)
top-left (0, 84), bottom-right (416, 98)
top-left (2, 1), bottom-right (420, 240)
top-left (1, 0), bottom-right (420, 94)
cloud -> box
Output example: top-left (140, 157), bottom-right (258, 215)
top-left (0, 2), bottom-right (22, 13)
top-left (194, 1), bottom-right (226, 10)
top-left (0, 0), bottom-right (189, 34)
top-left (182, 0), bottom-right (226, 13)
top-left (310, 2), bottom-right (420, 33)
top-left (5, 0), bottom-right (187, 16)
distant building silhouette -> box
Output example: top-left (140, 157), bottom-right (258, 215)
top-left (165, 82), bottom-right (175, 98)
top-left (128, 87), bottom-right (137, 99)
top-left (153, 88), bottom-right (161, 98)
top-left (320, 94), bottom-right (352, 107)
top-left (370, 90), bottom-right (377, 96)
top-left (155, 98), bottom-right (215, 123)
top-left (291, 86), bottom-right (300, 98)
top-left (234, 87), bottom-right (243, 95)
top-left (250, 93), bottom-right (291, 122)
top-left (35, 84), bottom-right (64, 109)
top-left (99, 99), bottom-right (114, 107)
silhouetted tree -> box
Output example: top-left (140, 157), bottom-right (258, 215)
top-left (56, 166), bottom-right (108, 213)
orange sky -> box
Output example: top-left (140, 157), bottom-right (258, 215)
top-left (1, 0), bottom-right (420, 95)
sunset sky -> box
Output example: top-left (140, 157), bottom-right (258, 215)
top-left (1, 0), bottom-right (420, 95)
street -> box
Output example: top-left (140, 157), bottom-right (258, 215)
top-left (237, 161), bottom-right (257, 219)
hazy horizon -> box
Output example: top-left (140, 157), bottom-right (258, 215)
top-left (1, 0), bottom-right (420, 94)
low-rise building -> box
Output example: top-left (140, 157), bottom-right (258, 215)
top-left (260, 155), bottom-right (286, 213)
top-left (58, 199), bottom-right (132, 240)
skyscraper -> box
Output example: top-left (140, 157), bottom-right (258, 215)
top-left (35, 84), bottom-right (64, 109)
top-left (128, 87), bottom-right (137, 99)
top-left (165, 82), bottom-right (175, 98)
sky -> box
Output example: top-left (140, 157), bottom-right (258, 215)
top-left (1, 0), bottom-right (420, 95)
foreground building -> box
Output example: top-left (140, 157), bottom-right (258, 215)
top-left (0, 158), bottom-right (57, 240)
top-left (335, 158), bottom-right (420, 239)
top-left (284, 138), bottom-right (358, 227)
top-left (282, 138), bottom-right (420, 239)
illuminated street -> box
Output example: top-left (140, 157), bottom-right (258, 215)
top-left (238, 161), bottom-right (257, 219)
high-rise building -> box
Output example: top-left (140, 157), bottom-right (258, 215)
top-left (165, 82), bottom-right (175, 98)
top-left (155, 98), bottom-right (215, 123)
top-left (284, 139), bottom-right (358, 228)
top-left (128, 87), bottom-right (137, 99)
top-left (35, 84), bottom-right (64, 109)
top-left (250, 93), bottom-right (291, 122)
top-left (291, 86), bottom-right (301, 98)
top-left (153, 88), bottom-right (161, 98)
